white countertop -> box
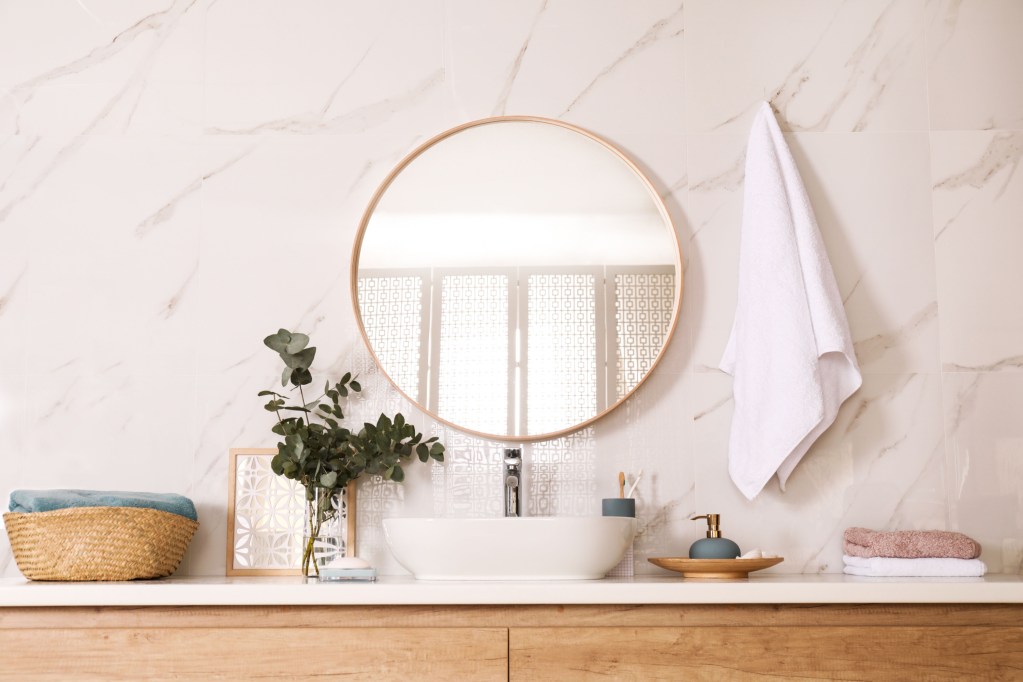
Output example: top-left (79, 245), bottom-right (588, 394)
top-left (1, 574), bottom-right (1022, 607)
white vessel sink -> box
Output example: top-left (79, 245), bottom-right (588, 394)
top-left (382, 516), bottom-right (636, 580)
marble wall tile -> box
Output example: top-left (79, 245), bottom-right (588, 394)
top-left (688, 130), bottom-right (939, 374)
top-left (0, 135), bottom-right (202, 376)
top-left (204, 0), bottom-right (447, 138)
top-left (927, 0), bottom-right (1023, 131)
top-left (686, 0), bottom-right (929, 134)
top-left (931, 130), bottom-right (1023, 372)
top-left (0, 0), bottom-right (204, 138)
top-left (944, 372), bottom-right (1023, 573)
top-left (196, 134), bottom-right (384, 374)
top-left (446, 0), bottom-right (685, 137)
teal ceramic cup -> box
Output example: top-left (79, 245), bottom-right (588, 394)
top-left (601, 498), bottom-right (636, 518)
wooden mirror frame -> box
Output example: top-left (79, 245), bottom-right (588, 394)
top-left (350, 115), bottom-right (684, 442)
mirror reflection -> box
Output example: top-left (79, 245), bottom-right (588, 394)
top-left (354, 118), bottom-right (681, 440)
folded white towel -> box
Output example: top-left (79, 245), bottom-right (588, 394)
top-left (843, 555), bottom-right (987, 577)
top-left (720, 102), bottom-right (862, 500)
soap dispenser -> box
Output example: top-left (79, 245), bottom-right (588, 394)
top-left (689, 514), bottom-right (741, 559)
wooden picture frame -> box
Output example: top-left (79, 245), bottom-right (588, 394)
top-left (226, 448), bottom-right (357, 576)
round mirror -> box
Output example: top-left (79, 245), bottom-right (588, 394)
top-left (352, 116), bottom-right (682, 441)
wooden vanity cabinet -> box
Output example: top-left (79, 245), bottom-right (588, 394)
top-left (2, 603), bottom-right (1022, 680)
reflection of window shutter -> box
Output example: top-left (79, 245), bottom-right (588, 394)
top-left (434, 271), bottom-right (515, 436)
top-left (358, 265), bottom-right (675, 438)
top-left (356, 271), bottom-right (429, 405)
top-left (524, 269), bottom-right (602, 436)
top-left (610, 266), bottom-right (676, 402)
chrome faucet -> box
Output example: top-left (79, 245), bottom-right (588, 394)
top-left (504, 448), bottom-right (522, 517)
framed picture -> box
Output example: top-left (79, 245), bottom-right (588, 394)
top-left (226, 448), bottom-right (357, 576)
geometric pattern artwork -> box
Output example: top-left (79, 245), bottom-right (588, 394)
top-left (227, 449), bottom-right (350, 575)
top-left (357, 274), bottom-right (426, 403)
top-left (527, 272), bottom-right (598, 435)
top-left (527, 428), bottom-right (598, 517)
top-left (437, 273), bottom-right (511, 435)
top-left (433, 426), bottom-right (503, 518)
top-left (613, 270), bottom-right (675, 400)
top-left (229, 450), bottom-right (305, 572)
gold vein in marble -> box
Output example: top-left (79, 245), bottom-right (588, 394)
top-left (560, 2), bottom-right (684, 117)
top-left (207, 69), bottom-right (444, 135)
top-left (933, 131), bottom-right (1023, 200)
top-left (135, 146), bottom-right (258, 238)
top-left (714, 1), bottom-right (919, 133)
top-left (8, 0), bottom-right (198, 98)
top-left (853, 301), bottom-right (937, 368)
top-left (0, 268), bottom-right (25, 317)
top-left (161, 261), bottom-right (198, 320)
top-left (0, 1), bottom-right (198, 222)
top-left (944, 355), bottom-right (1023, 373)
top-left (490, 0), bottom-right (549, 116)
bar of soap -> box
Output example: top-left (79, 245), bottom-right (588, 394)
top-left (325, 556), bottom-right (372, 569)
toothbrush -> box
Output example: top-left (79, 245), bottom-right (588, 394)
top-left (626, 469), bottom-right (643, 499)
top-left (618, 472), bottom-right (626, 498)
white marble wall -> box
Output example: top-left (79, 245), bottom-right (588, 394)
top-left (1, 0), bottom-right (1020, 576)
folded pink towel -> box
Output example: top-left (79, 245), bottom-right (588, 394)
top-left (843, 527), bottom-right (981, 560)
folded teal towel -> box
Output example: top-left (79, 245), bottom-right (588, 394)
top-left (8, 490), bottom-right (198, 522)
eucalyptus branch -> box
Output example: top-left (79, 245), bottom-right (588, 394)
top-left (258, 328), bottom-right (446, 575)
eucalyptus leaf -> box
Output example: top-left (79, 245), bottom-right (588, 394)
top-left (264, 329), bottom-right (292, 353)
top-left (349, 380), bottom-right (361, 392)
top-left (285, 333), bottom-right (310, 354)
top-left (282, 347), bottom-right (316, 369)
top-left (290, 368), bottom-right (313, 386)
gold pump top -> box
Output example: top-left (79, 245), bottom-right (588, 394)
top-left (690, 513), bottom-right (722, 538)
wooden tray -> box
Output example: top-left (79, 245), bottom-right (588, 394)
top-left (648, 557), bottom-right (784, 579)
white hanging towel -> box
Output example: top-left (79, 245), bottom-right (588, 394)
top-left (719, 102), bottom-right (862, 500)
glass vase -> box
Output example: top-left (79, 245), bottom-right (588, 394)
top-left (301, 487), bottom-right (345, 578)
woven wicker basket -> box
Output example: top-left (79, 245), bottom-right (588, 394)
top-left (3, 506), bottom-right (198, 581)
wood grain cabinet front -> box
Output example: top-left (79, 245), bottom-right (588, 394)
top-left (2, 604), bottom-right (1023, 681)
top-left (509, 625), bottom-right (1023, 681)
top-left (0, 626), bottom-right (508, 682)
